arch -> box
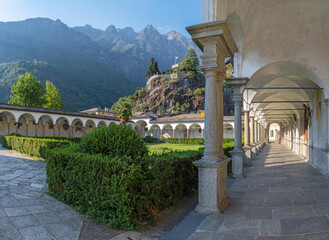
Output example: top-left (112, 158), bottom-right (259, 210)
top-left (224, 123), bottom-right (234, 138)
top-left (174, 124), bottom-right (188, 138)
top-left (135, 120), bottom-right (148, 137)
top-left (126, 123), bottom-right (133, 129)
top-left (97, 121), bottom-right (107, 128)
top-left (189, 124), bottom-right (202, 138)
top-left (150, 124), bottom-right (161, 138)
top-left (244, 61), bottom-right (328, 173)
top-left (162, 124), bottom-right (173, 138)
top-left (85, 120), bottom-right (96, 134)
top-left (55, 117), bottom-right (71, 137)
top-left (71, 118), bottom-right (84, 138)
top-left (17, 113), bottom-right (36, 136)
top-left (0, 112), bottom-right (16, 135)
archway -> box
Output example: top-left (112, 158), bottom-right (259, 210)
top-left (72, 119), bottom-right (84, 138)
top-left (223, 123), bottom-right (234, 138)
top-left (189, 124), bottom-right (202, 138)
top-left (243, 62), bottom-right (328, 172)
top-left (85, 120), bottom-right (96, 134)
top-left (17, 113), bottom-right (36, 136)
top-left (162, 124), bottom-right (173, 138)
top-left (38, 115), bottom-right (54, 137)
top-left (150, 125), bottom-right (161, 138)
top-left (135, 120), bottom-right (148, 137)
top-left (174, 124), bottom-right (187, 138)
top-left (56, 117), bottom-right (70, 137)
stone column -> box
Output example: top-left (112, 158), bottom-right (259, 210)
top-left (201, 129), bottom-right (204, 138)
top-left (15, 122), bottom-right (19, 133)
top-left (53, 126), bottom-right (56, 137)
top-left (243, 110), bottom-right (252, 166)
top-left (83, 127), bottom-right (86, 137)
top-left (255, 120), bottom-right (259, 154)
top-left (68, 126), bottom-right (72, 138)
top-left (187, 129), bottom-right (190, 138)
top-left (7, 121), bottom-right (10, 135)
top-left (226, 78), bottom-right (248, 177)
top-left (217, 73), bottom-right (226, 159)
top-left (187, 20), bottom-right (238, 214)
top-left (160, 129), bottom-right (163, 138)
top-left (173, 130), bottom-right (175, 138)
top-left (26, 122), bottom-right (29, 136)
top-left (250, 116), bottom-right (256, 160)
top-left (35, 123), bottom-right (38, 137)
top-left (42, 124), bottom-right (45, 137)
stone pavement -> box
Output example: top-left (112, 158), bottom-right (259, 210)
top-left (0, 146), bottom-right (84, 240)
top-left (162, 144), bottom-right (329, 240)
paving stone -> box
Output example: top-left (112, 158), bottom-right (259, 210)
top-left (44, 221), bottom-right (81, 239)
top-left (10, 215), bottom-right (40, 229)
top-left (0, 194), bottom-right (22, 207)
top-left (280, 216), bottom-right (329, 235)
top-left (197, 214), bottom-right (224, 231)
top-left (312, 203), bottom-right (329, 215)
top-left (187, 231), bottom-right (212, 240)
top-left (18, 225), bottom-right (55, 240)
top-left (25, 205), bottom-right (49, 214)
top-left (218, 216), bottom-right (260, 235)
top-left (272, 206), bottom-right (315, 219)
top-left (211, 233), bottom-right (256, 240)
top-left (4, 206), bottom-right (30, 217)
top-left (246, 207), bottom-right (272, 219)
top-left (160, 212), bottom-right (207, 240)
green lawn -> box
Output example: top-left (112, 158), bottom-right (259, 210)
top-left (146, 143), bottom-right (203, 154)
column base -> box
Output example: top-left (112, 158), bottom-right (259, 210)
top-left (230, 148), bottom-right (245, 178)
top-left (243, 145), bottom-right (252, 166)
top-left (250, 144), bottom-right (257, 161)
top-left (193, 158), bottom-right (231, 214)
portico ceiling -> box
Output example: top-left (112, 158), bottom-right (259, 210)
top-left (243, 62), bottom-right (325, 126)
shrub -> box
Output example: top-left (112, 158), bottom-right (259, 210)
top-left (143, 136), bottom-right (162, 143)
top-left (166, 138), bottom-right (204, 145)
top-left (2, 136), bottom-right (71, 158)
top-left (44, 147), bottom-right (202, 229)
top-left (9, 132), bottom-right (23, 137)
top-left (79, 124), bottom-right (148, 158)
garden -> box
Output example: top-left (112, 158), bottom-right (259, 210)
top-left (1, 126), bottom-right (237, 230)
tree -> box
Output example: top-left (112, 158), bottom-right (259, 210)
top-left (9, 72), bottom-right (45, 107)
top-left (43, 81), bottom-right (65, 110)
top-left (110, 97), bottom-right (133, 124)
top-left (145, 58), bottom-right (160, 79)
top-left (184, 48), bottom-right (199, 69)
top-left (179, 59), bottom-right (195, 72)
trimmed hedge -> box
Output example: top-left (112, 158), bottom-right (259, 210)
top-left (143, 136), bottom-right (163, 143)
top-left (2, 136), bottom-right (71, 158)
top-left (44, 147), bottom-right (202, 229)
top-left (166, 137), bottom-right (204, 144)
top-left (79, 124), bottom-right (148, 159)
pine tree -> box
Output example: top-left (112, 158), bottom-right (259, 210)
top-left (184, 48), bottom-right (199, 69)
top-left (43, 81), bottom-right (65, 110)
top-left (145, 58), bottom-right (160, 79)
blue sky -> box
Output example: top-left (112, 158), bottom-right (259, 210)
top-left (0, 0), bottom-right (202, 36)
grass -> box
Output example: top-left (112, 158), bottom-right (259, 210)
top-left (146, 143), bottom-right (203, 154)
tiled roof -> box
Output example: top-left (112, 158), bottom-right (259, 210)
top-left (0, 103), bottom-right (121, 122)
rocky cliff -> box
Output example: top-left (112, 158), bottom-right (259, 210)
top-left (132, 72), bottom-right (234, 115)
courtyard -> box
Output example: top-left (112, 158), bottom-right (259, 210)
top-left (0, 142), bottom-right (328, 239)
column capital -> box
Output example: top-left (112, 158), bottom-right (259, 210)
top-left (244, 110), bottom-right (250, 113)
top-left (186, 20), bottom-right (238, 58)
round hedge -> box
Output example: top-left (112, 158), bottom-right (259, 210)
top-left (79, 124), bottom-right (148, 158)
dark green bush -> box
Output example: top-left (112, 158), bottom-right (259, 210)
top-left (9, 132), bottom-right (23, 137)
top-left (143, 136), bottom-right (163, 143)
top-left (79, 124), bottom-right (148, 158)
top-left (36, 136), bottom-right (82, 143)
top-left (2, 136), bottom-right (71, 158)
top-left (166, 137), bottom-right (204, 145)
top-left (44, 147), bottom-right (202, 229)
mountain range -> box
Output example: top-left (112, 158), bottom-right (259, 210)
top-left (0, 18), bottom-right (199, 111)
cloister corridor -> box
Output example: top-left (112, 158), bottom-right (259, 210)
top-left (164, 143), bottom-right (329, 239)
